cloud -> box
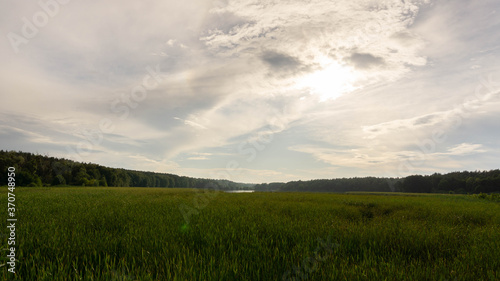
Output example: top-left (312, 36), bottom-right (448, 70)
top-left (174, 117), bottom-right (208, 130)
top-left (186, 152), bottom-right (213, 161)
top-left (166, 39), bottom-right (177, 46)
top-left (346, 53), bottom-right (385, 70)
top-left (445, 143), bottom-right (486, 156)
top-left (202, 0), bottom-right (429, 90)
top-left (260, 50), bottom-right (304, 73)
top-left (289, 141), bottom-right (489, 178)
top-left (413, 0), bottom-right (500, 61)
top-left (289, 145), bottom-right (390, 169)
top-left (1, 0), bottom-right (500, 183)
top-left (361, 78), bottom-right (500, 140)
top-left (361, 112), bottom-right (447, 139)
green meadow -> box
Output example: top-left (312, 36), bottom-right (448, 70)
top-left (1, 187), bottom-right (499, 280)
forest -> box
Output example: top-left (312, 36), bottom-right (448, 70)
top-left (255, 170), bottom-right (500, 194)
top-left (1, 150), bottom-right (499, 193)
top-left (0, 150), bottom-right (250, 190)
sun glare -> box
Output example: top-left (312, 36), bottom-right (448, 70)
top-left (296, 60), bottom-right (358, 101)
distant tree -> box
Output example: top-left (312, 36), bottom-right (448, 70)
top-left (403, 175), bottom-right (431, 193)
top-left (17, 171), bottom-right (42, 187)
top-left (75, 167), bottom-right (91, 186)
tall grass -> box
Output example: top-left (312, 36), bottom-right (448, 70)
top-left (1, 187), bottom-right (499, 280)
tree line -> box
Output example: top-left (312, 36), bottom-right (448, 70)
top-left (254, 170), bottom-right (500, 194)
top-left (2, 150), bottom-right (499, 193)
top-left (0, 150), bottom-right (252, 190)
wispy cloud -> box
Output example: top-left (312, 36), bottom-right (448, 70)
top-left (445, 143), bottom-right (486, 156)
top-left (187, 152), bottom-right (213, 161)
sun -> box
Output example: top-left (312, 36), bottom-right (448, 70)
top-left (296, 59), bottom-right (359, 101)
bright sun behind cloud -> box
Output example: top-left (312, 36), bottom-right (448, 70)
top-left (296, 59), bottom-right (360, 101)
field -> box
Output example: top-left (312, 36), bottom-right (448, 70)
top-left (1, 187), bottom-right (499, 280)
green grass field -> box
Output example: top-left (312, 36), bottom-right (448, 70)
top-left (1, 187), bottom-right (499, 280)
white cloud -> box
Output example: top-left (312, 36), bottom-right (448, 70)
top-left (445, 143), bottom-right (486, 156)
top-left (201, 0), bottom-right (429, 98)
top-left (174, 117), bottom-right (208, 130)
top-left (167, 39), bottom-right (177, 46)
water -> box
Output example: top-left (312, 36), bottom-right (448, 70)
top-left (224, 190), bottom-right (255, 193)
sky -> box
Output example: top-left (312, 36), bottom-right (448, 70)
top-left (1, 0), bottom-right (500, 183)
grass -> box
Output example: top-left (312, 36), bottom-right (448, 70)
top-left (1, 187), bottom-right (499, 280)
